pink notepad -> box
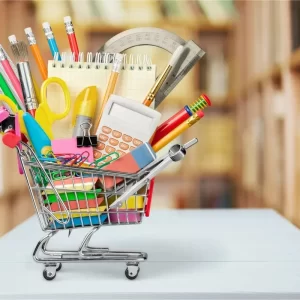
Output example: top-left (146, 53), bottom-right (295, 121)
top-left (52, 138), bottom-right (94, 162)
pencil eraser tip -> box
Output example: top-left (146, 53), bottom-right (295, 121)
top-left (8, 35), bottom-right (17, 43)
top-left (24, 27), bottom-right (32, 34)
top-left (201, 94), bottom-right (211, 106)
top-left (197, 111), bottom-right (205, 118)
top-left (64, 16), bottom-right (72, 23)
top-left (42, 22), bottom-right (50, 28)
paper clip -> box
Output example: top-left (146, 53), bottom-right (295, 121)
top-left (76, 122), bottom-right (97, 147)
top-left (89, 152), bottom-right (119, 169)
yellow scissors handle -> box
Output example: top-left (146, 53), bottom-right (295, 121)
top-left (0, 94), bottom-right (27, 136)
top-left (40, 77), bottom-right (71, 120)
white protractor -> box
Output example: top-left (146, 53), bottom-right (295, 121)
top-left (97, 27), bottom-right (205, 108)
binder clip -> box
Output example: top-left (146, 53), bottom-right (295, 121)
top-left (76, 122), bottom-right (97, 147)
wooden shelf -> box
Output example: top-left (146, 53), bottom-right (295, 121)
top-left (290, 48), bottom-right (300, 71)
top-left (51, 20), bottom-right (234, 35)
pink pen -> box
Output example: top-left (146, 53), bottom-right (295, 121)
top-left (0, 45), bottom-right (24, 103)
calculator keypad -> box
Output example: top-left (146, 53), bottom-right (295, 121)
top-left (94, 126), bottom-right (144, 159)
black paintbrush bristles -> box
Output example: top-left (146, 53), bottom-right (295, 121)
top-left (10, 41), bottom-right (28, 63)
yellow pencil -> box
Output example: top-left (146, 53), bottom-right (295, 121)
top-left (152, 110), bottom-right (204, 152)
top-left (94, 53), bottom-right (123, 133)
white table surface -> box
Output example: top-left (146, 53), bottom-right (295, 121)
top-left (1, 209), bottom-right (300, 300)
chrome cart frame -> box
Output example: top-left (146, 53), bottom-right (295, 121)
top-left (17, 138), bottom-right (197, 280)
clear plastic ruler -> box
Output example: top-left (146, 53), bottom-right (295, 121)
top-left (98, 27), bottom-right (205, 108)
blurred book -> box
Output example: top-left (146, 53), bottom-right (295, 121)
top-left (290, 0), bottom-right (300, 51)
top-left (70, 0), bottom-right (95, 24)
top-left (162, 0), bottom-right (204, 19)
top-left (124, 0), bottom-right (162, 24)
top-left (35, 0), bottom-right (70, 24)
top-left (197, 0), bottom-right (235, 23)
top-left (199, 177), bottom-right (233, 208)
top-left (93, 0), bottom-right (126, 24)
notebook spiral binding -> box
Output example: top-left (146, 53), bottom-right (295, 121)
top-left (51, 52), bottom-right (153, 71)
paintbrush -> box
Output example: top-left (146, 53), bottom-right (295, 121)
top-left (10, 41), bottom-right (37, 117)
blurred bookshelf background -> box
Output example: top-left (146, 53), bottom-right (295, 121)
top-left (0, 0), bottom-right (299, 235)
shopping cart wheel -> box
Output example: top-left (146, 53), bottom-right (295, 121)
top-left (56, 263), bottom-right (62, 272)
top-left (43, 266), bottom-right (57, 281)
top-left (125, 265), bottom-right (140, 280)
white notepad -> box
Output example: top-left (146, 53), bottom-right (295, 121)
top-left (47, 52), bottom-right (156, 139)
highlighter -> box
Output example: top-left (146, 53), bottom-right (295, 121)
top-left (151, 94), bottom-right (211, 145)
top-left (23, 112), bottom-right (51, 157)
top-left (152, 111), bottom-right (205, 152)
top-left (72, 86), bottom-right (97, 137)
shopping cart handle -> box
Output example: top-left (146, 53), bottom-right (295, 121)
top-left (109, 138), bottom-right (198, 209)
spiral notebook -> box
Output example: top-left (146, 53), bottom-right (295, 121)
top-left (47, 52), bottom-right (156, 139)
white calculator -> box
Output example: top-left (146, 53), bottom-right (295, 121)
top-left (94, 94), bottom-right (161, 159)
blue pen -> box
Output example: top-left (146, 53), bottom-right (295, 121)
top-left (42, 22), bottom-right (61, 60)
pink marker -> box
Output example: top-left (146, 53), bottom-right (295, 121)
top-left (0, 45), bottom-right (24, 103)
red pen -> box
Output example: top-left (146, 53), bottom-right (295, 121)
top-left (64, 16), bottom-right (79, 62)
top-left (151, 94), bottom-right (211, 145)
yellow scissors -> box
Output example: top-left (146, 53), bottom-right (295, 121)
top-left (35, 77), bottom-right (71, 140)
top-left (0, 94), bottom-right (27, 136)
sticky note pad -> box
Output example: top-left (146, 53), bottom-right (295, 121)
top-left (52, 138), bottom-right (94, 162)
top-left (99, 143), bottom-right (156, 190)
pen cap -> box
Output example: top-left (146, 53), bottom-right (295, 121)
top-left (72, 86), bottom-right (97, 126)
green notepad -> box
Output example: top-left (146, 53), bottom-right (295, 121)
top-left (44, 189), bottom-right (103, 204)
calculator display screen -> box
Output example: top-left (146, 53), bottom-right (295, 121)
top-left (109, 103), bottom-right (152, 129)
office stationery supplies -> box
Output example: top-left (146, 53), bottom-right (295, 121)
top-left (8, 34), bottom-right (41, 104)
top-left (24, 27), bottom-right (47, 81)
top-left (0, 106), bottom-right (9, 122)
top-left (51, 138), bottom-right (94, 162)
top-left (64, 16), bottom-right (80, 61)
top-left (110, 139), bottom-right (198, 210)
top-left (152, 111), bottom-right (204, 152)
top-left (94, 95), bottom-right (161, 159)
top-left (48, 197), bottom-right (104, 212)
top-left (90, 152), bottom-right (119, 169)
top-left (94, 53), bottom-right (123, 131)
top-left (145, 178), bottom-right (154, 217)
top-left (76, 123), bottom-right (98, 147)
top-left (47, 52), bottom-right (156, 139)
top-left (46, 176), bottom-right (98, 193)
top-left (14, 111), bottom-right (23, 174)
top-left (0, 45), bottom-right (24, 103)
top-left (151, 94), bottom-right (211, 145)
top-left (0, 72), bottom-right (23, 111)
top-left (98, 27), bottom-right (205, 107)
top-left (99, 142), bottom-right (156, 190)
top-left (10, 41), bottom-right (38, 117)
top-left (72, 86), bottom-right (97, 137)
top-left (42, 22), bottom-right (61, 60)
top-left (0, 94), bottom-right (28, 137)
top-left (35, 76), bottom-right (71, 139)
top-left (44, 189), bottom-right (103, 204)
top-left (23, 112), bottom-right (51, 156)
top-left (143, 45), bottom-right (184, 107)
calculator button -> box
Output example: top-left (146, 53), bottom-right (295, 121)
top-left (99, 134), bottom-right (108, 142)
top-left (102, 126), bottom-right (112, 134)
top-left (94, 152), bottom-right (102, 159)
top-left (109, 138), bottom-right (119, 146)
top-left (112, 130), bottom-right (122, 138)
top-left (117, 150), bottom-right (126, 157)
top-left (130, 146), bottom-right (136, 151)
top-left (122, 134), bottom-right (132, 142)
top-left (97, 142), bottom-right (105, 150)
top-left (105, 145), bottom-right (115, 153)
top-left (119, 142), bottom-right (129, 150)
top-left (133, 139), bottom-right (142, 146)
top-left (104, 156), bottom-right (112, 162)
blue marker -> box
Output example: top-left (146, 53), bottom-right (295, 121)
top-left (42, 22), bottom-right (61, 60)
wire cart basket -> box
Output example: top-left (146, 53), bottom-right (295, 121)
top-left (15, 138), bottom-right (197, 280)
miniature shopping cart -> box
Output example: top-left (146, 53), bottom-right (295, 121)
top-left (15, 138), bottom-right (197, 280)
